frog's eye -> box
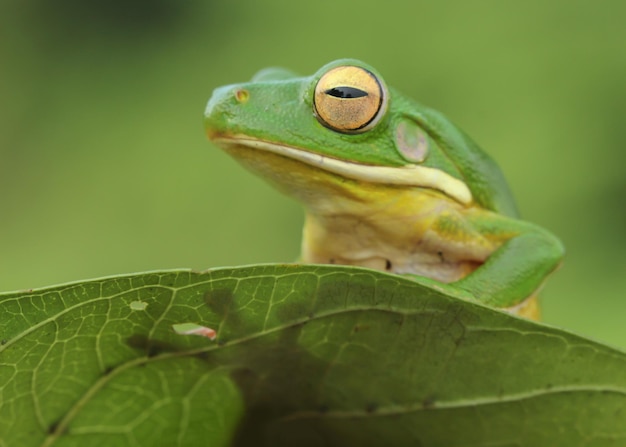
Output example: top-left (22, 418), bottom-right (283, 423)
top-left (314, 65), bottom-right (387, 133)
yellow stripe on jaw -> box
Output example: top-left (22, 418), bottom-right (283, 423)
top-left (216, 136), bottom-right (473, 205)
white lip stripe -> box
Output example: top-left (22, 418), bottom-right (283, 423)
top-left (218, 136), bottom-right (473, 205)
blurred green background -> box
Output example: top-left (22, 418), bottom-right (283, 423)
top-left (1, 1), bottom-right (625, 348)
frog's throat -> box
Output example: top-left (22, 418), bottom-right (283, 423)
top-left (218, 135), bottom-right (473, 205)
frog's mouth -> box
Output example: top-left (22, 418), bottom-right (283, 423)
top-left (212, 135), bottom-right (472, 205)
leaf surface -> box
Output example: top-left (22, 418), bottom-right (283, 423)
top-left (1, 265), bottom-right (625, 446)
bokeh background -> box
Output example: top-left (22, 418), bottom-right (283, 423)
top-left (2, 1), bottom-right (625, 348)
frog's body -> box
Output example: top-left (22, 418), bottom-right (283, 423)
top-left (205, 60), bottom-right (563, 319)
top-left (303, 186), bottom-right (492, 282)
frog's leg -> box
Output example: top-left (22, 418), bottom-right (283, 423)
top-left (451, 212), bottom-right (564, 310)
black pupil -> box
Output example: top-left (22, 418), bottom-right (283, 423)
top-left (325, 86), bottom-right (368, 99)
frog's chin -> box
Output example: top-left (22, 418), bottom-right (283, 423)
top-left (212, 135), bottom-right (472, 205)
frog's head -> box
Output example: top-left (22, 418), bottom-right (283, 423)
top-left (205, 59), bottom-right (513, 211)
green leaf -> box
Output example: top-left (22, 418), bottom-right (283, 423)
top-left (1, 265), bottom-right (625, 446)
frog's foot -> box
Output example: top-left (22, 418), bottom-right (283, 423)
top-left (402, 274), bottom-right (540, 320)
top-left (503, 295), bottom-right (540, 320)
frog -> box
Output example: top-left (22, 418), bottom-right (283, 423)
top-left (204, 59), bottom-right (564, 320)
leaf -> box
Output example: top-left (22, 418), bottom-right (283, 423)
top-left (1, 265), bottom-right (625, 447)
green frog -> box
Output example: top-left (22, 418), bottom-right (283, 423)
top-left (204, 59), bottom-right (564, 319)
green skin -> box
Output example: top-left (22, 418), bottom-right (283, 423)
top-left (204, 59), bottom-right (564, 312)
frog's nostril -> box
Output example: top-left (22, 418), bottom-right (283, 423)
top-left (235, 89), bottom-right (249, 103)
